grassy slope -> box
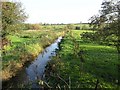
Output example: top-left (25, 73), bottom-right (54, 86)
top-left (45, 30), bottom-right (118, 88)
top-left (2, 30), bottom-right (64, 80)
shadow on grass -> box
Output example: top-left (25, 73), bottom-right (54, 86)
top-left (56, 39), bottom-right (118, 87)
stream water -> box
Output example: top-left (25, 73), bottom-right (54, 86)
top-left (2, 36), bottom-right (62, 89)
top-left (25, 36), bottom-right (62, 88)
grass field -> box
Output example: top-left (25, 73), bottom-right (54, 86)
top-left (45, 30), bottom-right (118, 88)
top-left (74, 23), bottom-right (92, 30)
top-left (2, 29), bottom-right (64, 80)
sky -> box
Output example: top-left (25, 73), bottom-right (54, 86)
top-left (18, 0), bottom-right (103, 24)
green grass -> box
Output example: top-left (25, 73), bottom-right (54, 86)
top-left (45, 30), bottom-right (118, 88)
top-left (73, 23), bottom-right (92, 30)
top-left (2, 29), bottom-right (64, 80)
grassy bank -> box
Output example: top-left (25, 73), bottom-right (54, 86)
top-left (45, 30), bottom-right (118, 88)
top-left (2, 29), bottom-right (65, 81)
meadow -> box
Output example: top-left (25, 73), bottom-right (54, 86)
top-left (45, 30), bottom-right (118, 88)
top-left (2, 24), bottom-right (119, 89)
top-left (1, 27), bottom-right (65, 81)
top-left (2, 0), bottom-right (119, 89)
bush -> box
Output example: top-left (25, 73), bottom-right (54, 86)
top-left (75, 26), bottom-right (80, 30)
top-left (80, 32), bottom-right (96, 42)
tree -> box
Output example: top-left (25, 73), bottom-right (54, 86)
top-left (1, 1), bottom-right (27, 39)
top-left (88, 0), bottom-right (120, 52)
top-left (88, 0), bottom-right (120, 86)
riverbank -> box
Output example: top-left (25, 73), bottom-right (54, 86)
top-left (2, 36), bottom-right (63, 89)
top-left (44, 30), bottom-right (118, 88)
top-left (1, 30), bottom-right (65, 81)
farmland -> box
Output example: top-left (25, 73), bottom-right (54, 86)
top-left (1, 0), bottom-right (119, 89)
top-left (44, 30), bottom-right (118, 88)
top-left (1, 23), bottom-right (119, 89)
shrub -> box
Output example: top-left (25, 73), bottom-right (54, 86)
top-left (75, 26), bottom-right (80, 30)
top-left (80, 32), bottom-right (96, 42)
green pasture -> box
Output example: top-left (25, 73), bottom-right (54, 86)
top-left (45, 30), bottom-right (118, 88)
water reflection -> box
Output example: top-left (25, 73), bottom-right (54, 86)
top-left (25, 36), bottom-right (62, 88)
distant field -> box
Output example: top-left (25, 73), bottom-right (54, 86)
top-left (41, 23), bottom-right (92, 30)
top-left (45, 30), bottom-right (118, 88)
top-left (74, 23), bottom-right (92, 30)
